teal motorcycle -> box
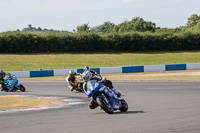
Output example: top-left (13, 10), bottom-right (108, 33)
top-left (1, 75), bottom-right (26, 92)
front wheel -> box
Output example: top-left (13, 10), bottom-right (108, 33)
top-left (1, 87), bottom-right (8, 92)
top-left (18, 84), bottom-right (26, 92)
top-left (96, 97), bottom-right (113, 114)
top-left (119, 99), bottom-right (128, 112)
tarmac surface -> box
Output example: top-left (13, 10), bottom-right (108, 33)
top-left (0, 81), bottom-right (200, 133)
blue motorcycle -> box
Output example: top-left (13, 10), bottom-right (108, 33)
top-left (85, 80), bottom-right (128, 114)
top-left (2, 75), bottom-right (26, 92)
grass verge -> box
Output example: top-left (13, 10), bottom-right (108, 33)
top-left (1, 51), bottom-right (200, 71)
top-left (0, 96), bottom-right (67, 111)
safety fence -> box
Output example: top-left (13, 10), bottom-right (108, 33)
top-left (8, 63), bottom-right (200, 78)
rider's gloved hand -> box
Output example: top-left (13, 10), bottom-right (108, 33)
top-left (99, 77), bottom-right (106, 83)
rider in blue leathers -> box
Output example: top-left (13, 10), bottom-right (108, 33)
top-left (83, 66), bottom-right (121, 96)
top-left (82, 69), bottom-right (121, 109)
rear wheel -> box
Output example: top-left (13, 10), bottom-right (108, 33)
top-left (119, 99), bottom-right (128, 112)
top-left (18, 84), bottom-right (26, 92)
top-left (96, 97), bottom-right (113, 114)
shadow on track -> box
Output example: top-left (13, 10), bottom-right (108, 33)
top-left (114, 110), bottom-right (146, 115)
top-left (93, 110), bottom-right (145, 115)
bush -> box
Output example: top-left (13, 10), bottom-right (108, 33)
top-left (0, 31), bottom-right (200, 53)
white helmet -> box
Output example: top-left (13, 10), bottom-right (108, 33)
top-left (82, 70), bottom-right (92, 81)
top-left (69, 70), bottom-right (74, 75)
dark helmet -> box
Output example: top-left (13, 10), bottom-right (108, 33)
top-left (83, 66), bottom-right (90, 71)
top-left (0, 69), bottom-right (5, 76)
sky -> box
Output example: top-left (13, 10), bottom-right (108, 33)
top-left (1, 0), bottom-right (200, 32)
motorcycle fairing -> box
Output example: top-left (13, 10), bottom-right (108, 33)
top-left (86, 80), bottom-right (122, 110)
top-left (3, 75), bottom-right (21, 91)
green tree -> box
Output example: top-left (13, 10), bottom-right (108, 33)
top-left (92, 21), bottom-right (116, 33)
top-left (76, 22), bottom-right (90, 33)
top-left (117, 17), bottom-right (156, 33)
top-left (186, 14), bottom-right (200, 27)
top-left (37, 27), bottom-right (42, 31)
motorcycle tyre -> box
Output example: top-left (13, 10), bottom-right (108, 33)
top-left (18, 84), bottom-right (26, 92)
top-left (96, 97), bottom-right (113, 114)
top-left (119, 99), bottom-right (128, 112)
top-left (2, 87), bottom-right (8, 92)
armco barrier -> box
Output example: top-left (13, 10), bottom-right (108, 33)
top-left (7, 63), bottom-right (200, 78)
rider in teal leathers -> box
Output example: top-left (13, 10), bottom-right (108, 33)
top-left (0, 69), bottom-right (11, 91)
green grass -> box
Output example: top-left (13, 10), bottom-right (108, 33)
top-left (1, 51), bottom-right (200, 71)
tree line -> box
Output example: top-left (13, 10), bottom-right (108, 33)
top-left (0, 14), bottom-right (200, 53)
top-left (75, 14), bottom-right (200, 33)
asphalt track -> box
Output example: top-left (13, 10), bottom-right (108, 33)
top-left (0, 81), bottom-right (200, 133)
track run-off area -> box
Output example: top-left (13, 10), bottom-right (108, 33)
top-left (0, 81), bottom-right (200, 133)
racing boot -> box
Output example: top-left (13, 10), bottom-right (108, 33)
top-left (112, 88), bottom-right (121, 97)
top-left (89, 99), bottom-right (99, 109)
top-left (70, 86), bottom-right (75, 92)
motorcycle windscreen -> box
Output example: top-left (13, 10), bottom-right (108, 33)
top-left (3, 79), bottom-right (14, 90)
top-left (86, 80), bottom-right (97, 97)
